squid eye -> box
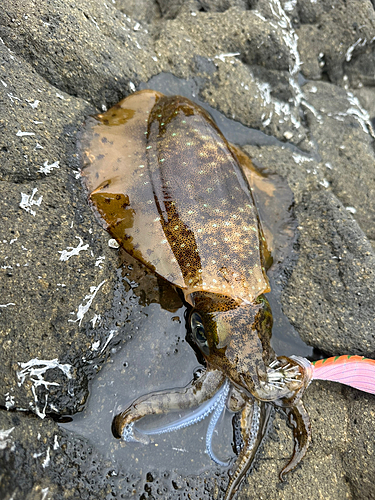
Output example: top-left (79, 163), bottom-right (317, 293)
top-left (190, 312), bottom-right (209, 355)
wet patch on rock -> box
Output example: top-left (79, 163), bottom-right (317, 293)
top-left (1, 0), bottom-right (375, 498)
top-left (0, 409), bottom-right (120, 499)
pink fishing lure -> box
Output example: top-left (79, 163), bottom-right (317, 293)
top-left (311, 355), bottom-right (375, 395)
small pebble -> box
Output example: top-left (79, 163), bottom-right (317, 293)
top-left (284, 131), bottom-right (293, 140)
top-left (108, 238), bottom-right (120, 249)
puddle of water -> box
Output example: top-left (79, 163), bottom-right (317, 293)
top-left (62, 299), bottom-right (234, 478)
top-left (65, 72), bottom-right (313, 489)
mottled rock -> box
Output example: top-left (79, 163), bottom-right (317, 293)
top-left (296, 0), bottom-right (375, 86)
top-left (283, 190), bottom-right (375, 354)
top-left (151, 2), bottom-right (311, 144)
top-left (0, 0), bottom-right (160, 106)
top-left (299, 81), bottom-right (375, 242)
top-left (343, 391), bottom-right (375, 499)
top-left (115, 0), bottom-right (161, 24)
top-left (0, 410), bottom-right (119, 499)
top-left (0, 39), bottom-right (133, 416)
top-left (1, 0), bottom-right (375, 498)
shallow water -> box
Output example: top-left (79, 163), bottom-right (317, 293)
top-left (63, 73), bottom-right (313, 489)
top-left (62, 299), bottom-right (234, 478)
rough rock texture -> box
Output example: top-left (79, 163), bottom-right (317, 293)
top-left (0, 0), bottom-right (158, 105)
top-left (295, 0), bottom-right (375, 86)
top-left (1, 0), bottom-right (375, 499)
top-left (0, 410), bottom-right (119, 499)
top-left (283, 191), bottom-right (375, 354)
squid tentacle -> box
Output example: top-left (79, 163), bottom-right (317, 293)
top-left (112, 369), bottom-right (225, 440)
top-left (225, 400), bottom-right (272, 500)
top-left (118, 378), bottom-right (233, 467)
top-left (130, 379), bottom-right (230, 439)
top-left (205, 380), bottom-right (231, 466)
top-left (279, 400), bottom-right (311, 480)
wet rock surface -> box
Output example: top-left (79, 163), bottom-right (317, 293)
top-left (1, 0), bottom-right (375, 499)
top-left (0, 410), bottom-right (119, 499)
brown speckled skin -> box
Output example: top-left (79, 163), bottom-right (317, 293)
top-left (82, 91), bottom-right (269, 300)
top-left (82, 89), bottom-right (276, 392)
top-left (81, 90), bottom-right (310, 499)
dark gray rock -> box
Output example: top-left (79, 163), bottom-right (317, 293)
top-left (197, 0), bottom-right (252, 12)
top-left (156, 0), bottom-right (252, 19)
top-left (115, 0), bottom-right (161, 24)
top-left (0, 0), bottom-right (160, 106)
top-left (283, 190), bottom-right (375, 354)
top-left (155, 6), bottom-right (297, 72)
top-left (0, 41), bottom-right (103, 416)
top-left (343, 391), bottom-right (375, 499)
top-left (296, 0), bottom-right (375, 86)
top-left (299, 81), bottom-right (375, 242)
top-left (0, 410), bottom-right (119, 499)
top-left (0, 37), bottom-right (141, 417)
top-left (0, 42), bottom-right (94, 184)
top-left (1, 0), bottom-right (375, 498)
